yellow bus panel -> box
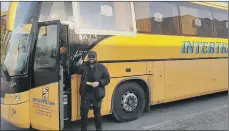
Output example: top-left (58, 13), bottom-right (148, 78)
top-left (8, 101), bottom-right (30, 128)
top-left (70, 74), bottom-right (79, 121)
top-left (3, 91), bottom-right (29, 105)
top-left (92, 34), bottom-right (228, 62)
top-left (30, 83), bottom-right (60, 130)
top-left (1, 104), bottom-right (10, 121)
top-left (108, 62), bottom-right (147, 77)
top-left (151, 62), bottom-right (165, 104)
top-left (164, 58), bottom-right (228, 102)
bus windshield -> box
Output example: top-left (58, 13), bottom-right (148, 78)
top-left (3, 2), bottom-right (39, 76)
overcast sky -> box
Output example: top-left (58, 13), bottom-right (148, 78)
top-left (1, 2), bottom-right (9, 11)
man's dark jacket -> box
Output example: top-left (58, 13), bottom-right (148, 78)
top-left (73, 61), bottom-right (110, 98)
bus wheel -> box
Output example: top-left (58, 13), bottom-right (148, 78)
top-left (112, 82), bottom-right (145, 122)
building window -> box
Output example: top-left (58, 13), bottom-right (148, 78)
top-left (179, 3), bottom-right (214, 37)
top-left (212, 10), bottom-right (228, 38)
top-left (134, 2), bottom-right (180, 35)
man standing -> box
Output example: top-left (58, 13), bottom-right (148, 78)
top-left (73, 51), bottom-right (110, 131)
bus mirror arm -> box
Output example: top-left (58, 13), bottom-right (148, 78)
top-left (1, 64), bottom-right (11, 81)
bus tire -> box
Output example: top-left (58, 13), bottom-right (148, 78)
top-left (112, 82), bottom-right (145, 122)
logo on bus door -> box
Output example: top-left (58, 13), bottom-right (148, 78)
top-left (42, 87), bottom-right (49, 100)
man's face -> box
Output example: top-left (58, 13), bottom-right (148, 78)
top-left (88, 54), bottom-right (97, 64)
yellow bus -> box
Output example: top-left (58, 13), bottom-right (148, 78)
top-left (1, 1), bottom-right (228, 130)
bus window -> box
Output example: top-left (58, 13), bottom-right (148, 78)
top-left (179, 3), bottom-right (214, 37)
top-left (78, 2), bottom-right (134, 32)
top-left (39, 2), bottom-right (74, 22)
top-left (33, 24), bottom-right (59, 88)
top-left (34, 26), bottom-right (57, 68)
top-left (212, 10), bottom-right (228, 38)
top-left (134, 2), bottom-right (180, 35)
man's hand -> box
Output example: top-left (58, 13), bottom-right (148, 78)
top-left (92, 82), bottom-right (99, 88)
top-left (60, 47), bottom-right (67, 54)
top-left (78, 57), bottom-right (83, 65)
top-left (86, 82), bottom-right (93, 86)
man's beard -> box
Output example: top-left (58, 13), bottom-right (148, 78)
top-left (89, 60), bottom-right (96, 65)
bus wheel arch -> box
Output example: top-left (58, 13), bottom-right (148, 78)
top-left (111, 78), bottom-right (151, 122)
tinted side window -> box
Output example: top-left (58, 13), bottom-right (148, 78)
top-left (213, 10), bottom-right (228, 38)
top-left (179, 3), bottom-right (214, 37)
top-left (134, 2), bottom-right (180, 35)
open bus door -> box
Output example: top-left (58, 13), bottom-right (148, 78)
top-left (29, 20), bottom-right (65, 130)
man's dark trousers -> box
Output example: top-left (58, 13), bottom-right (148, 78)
top-left (81, 92), bottom-right (102, 131)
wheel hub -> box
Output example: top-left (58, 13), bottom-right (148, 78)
top-left (121, 91), bottom-right (138, 112)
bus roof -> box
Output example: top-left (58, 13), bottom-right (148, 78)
top-left (191, 2), bottom-right (228, 10)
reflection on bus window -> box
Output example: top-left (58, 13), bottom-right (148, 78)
top-left (78, 2), bottom-right (133, 32)
top-left (13, 2), bottom-right (35, 32)
top-left (3, 2), bottom-right (39, 76)
top-left (34, 25), bottom-right (57, 68)
top-left (39, 2), bottom-right (74, 22)
top-left (179, 4), bottom-right (213, 37)
top-left (213, 11), bottom-right (228, 38)
top-left (134, 2), bottom-right (180, 35)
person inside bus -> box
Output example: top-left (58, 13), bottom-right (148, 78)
top-left (60, 48), bottom-right (110, 131)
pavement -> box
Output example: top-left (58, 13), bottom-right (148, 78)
top-left (1, 91), bottom-right (228, 130)
top-left (144, 104), bottom-right (228, 130)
